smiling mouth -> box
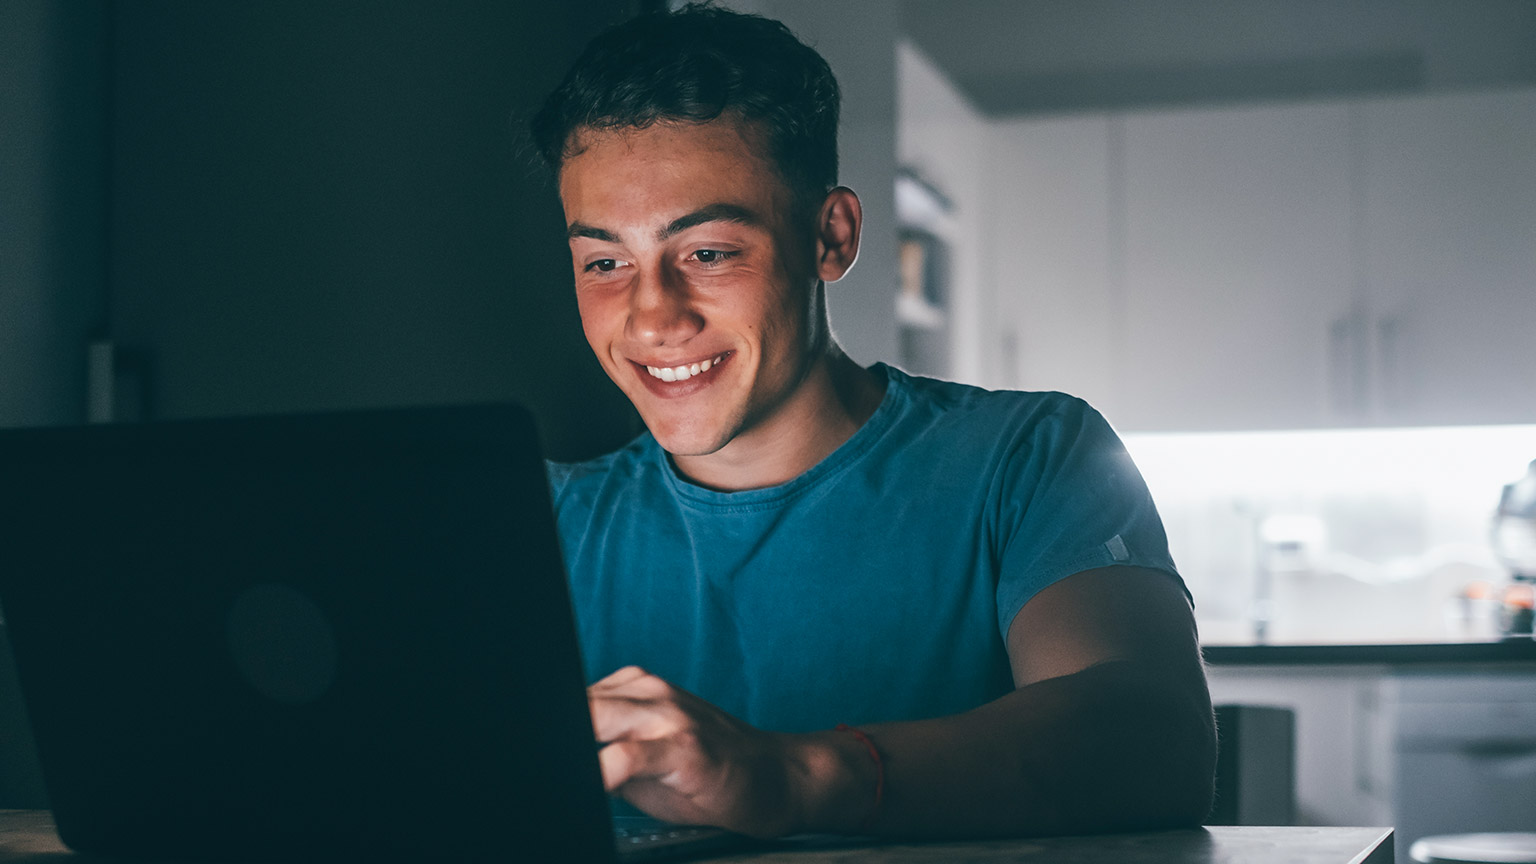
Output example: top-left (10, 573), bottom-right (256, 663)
top-left (642, 353), bottom-right (730, 382)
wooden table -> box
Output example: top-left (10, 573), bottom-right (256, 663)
top-left (0, 811), bottom-right (1393, 863)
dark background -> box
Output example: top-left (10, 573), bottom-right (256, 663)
top-left (2, 0), bottom-right (640, 461)
top-left (2, 0), bottom-right (642, 810)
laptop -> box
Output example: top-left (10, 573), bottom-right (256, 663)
top-left (0, 403), bottom-right (745, 862)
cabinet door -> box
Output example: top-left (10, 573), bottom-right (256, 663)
top-left (1206, 667), bottom-right (1394, 829)
top-left (1120, 103), bottom-right (1356, 431)
top-left (1361, 88), bottom-right (1536, 427)
top-left (985, 115), bottom-right (1120, 410)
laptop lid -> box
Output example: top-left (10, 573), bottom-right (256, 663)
top-left (0, 403), bottom-right (617, 862)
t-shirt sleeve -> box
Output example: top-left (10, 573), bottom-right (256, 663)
top-left (990, 395), bottom-right (1184, 639)
top-left (545, 459), bottom-right (574, 508)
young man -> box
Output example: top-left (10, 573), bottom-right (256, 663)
top-left (531, 4), bottom-right (1215, 840)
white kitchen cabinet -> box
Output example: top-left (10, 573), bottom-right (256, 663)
top-left (986, 86), bottom-right (1536, 432)
top-left (984, 114), bottom-right (1121, 410)
top-left (1206, 666), bottom-right (1395, 829)
top-left (1210, 664), bottom-right (1536, 864)
top-left (1117, 102), bottom-right (1357, 431)
top-left (1360, 88), bottom-right (1536, 427)
top-left (1388, 671), bottom-right (1536, 864)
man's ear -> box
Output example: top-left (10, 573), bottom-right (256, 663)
top-left (813, 187), bottom-right (862, 283)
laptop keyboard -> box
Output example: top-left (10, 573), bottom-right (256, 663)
top-left (611, 818), bottom-right (747, 862)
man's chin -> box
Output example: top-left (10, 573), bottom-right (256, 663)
top-left (642, 419), bottom-right (734, 459)
top-left (650, 432), bottom-right (730, 459)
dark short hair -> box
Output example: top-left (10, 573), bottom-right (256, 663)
top-left (531, 3), bottom-right (840, 214)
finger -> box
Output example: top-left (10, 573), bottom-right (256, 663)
top-left (592, 667), bottom-right (703, 707)
top-left (589, 689), bottom-right (690, 743)
top-left (590, 667), bottom-right (675, 702)
top-left (590, 665), bottom-right (651, 691)
top-left (598, 737), bottom-right (678, 792)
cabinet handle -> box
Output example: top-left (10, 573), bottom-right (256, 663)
top-left (1355, 685), bottom-right (1376, 795)
top-left (1328, 313), bottom-right (1369, 420)
top-left (1460, 745), bottom-right (1536, 779)
top-left (1329, 318), bottom-right (1352, 417)
top-left (1375, 315), bottom-right (1400, 420)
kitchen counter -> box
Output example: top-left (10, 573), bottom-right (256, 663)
top-left (1203, 639), bottom-right (1536, 666)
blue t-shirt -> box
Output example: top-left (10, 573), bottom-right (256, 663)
top-left (546, 364), bottom-right (1179, 733)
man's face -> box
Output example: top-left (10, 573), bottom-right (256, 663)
top-left (558, 118), bottom-right (826, 458)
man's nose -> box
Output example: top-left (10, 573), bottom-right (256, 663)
top-left (627, 266), bottom-right (703, 347)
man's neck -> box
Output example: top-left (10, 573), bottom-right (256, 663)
top-left (670, 351), bottom-right (886, 493)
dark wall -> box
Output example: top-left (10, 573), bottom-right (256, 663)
top-left (0, 0), bottom-right (109, 430)
top-left (0, 0), bottom-right (110, 807)
top-left (108, 0), bottom-right (638, 460)
top-left (2, 0), bottom-right (640, 809)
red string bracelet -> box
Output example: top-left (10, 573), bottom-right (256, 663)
top-left (834, 723), bottom-right (884, 831)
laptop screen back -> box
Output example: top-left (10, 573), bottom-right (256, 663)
top-left (0, 403), bottom-right (616, 862)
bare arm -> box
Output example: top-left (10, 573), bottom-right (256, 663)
top-left (801, 565), bottom-right (1217, 837)
top-left (590, 565), bottom-right (1216, 838)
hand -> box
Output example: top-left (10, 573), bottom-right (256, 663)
top-left (588, 666), bottom-right (803, 838)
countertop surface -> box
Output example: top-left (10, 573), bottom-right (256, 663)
top-left (1202, 639), bottom-right (1536, 665)
top-left (0, 811), bottom-right (1394, 864)
top-left (714, 826), bottom-right (1394, 863)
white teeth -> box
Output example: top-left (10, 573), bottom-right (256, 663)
top-left (644, 354), bottom-right (726, 381)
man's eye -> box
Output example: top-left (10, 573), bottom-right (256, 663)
top-left (585, 258), bottom-right (619, 273)
top-left (692, 249), bottom-right (735, 266)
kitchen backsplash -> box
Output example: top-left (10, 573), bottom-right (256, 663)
top-left (1121, 424), bottom-right (1536, 645)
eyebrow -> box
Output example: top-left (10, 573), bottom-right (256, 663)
top-left (566, 222), bottom-right (620, 243)
top-left (656, 203), bottom-right (762, 241)
top-left (566, 203), bottom-right (763, 244)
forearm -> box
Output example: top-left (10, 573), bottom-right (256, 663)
top-left (784, 659), bottom-right (1216, 838)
